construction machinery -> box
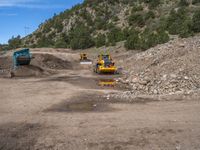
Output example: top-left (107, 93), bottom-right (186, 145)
top-left (94, 54), bottom-right (117, 74)
top-left (13, 49), bottom-right (32, 69)
top-left (80, 53), bottom-right (92, 65)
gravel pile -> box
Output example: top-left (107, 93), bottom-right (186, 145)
top-left (114, 36), bottom-right (200, 99)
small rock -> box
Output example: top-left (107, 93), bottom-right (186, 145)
top-left (184, 76), bottom-right (189, 80)
top-left (179, 43), bottom-right (185, 47)
top-left (170, 74), bottom-right (177, 78)
top-left (153, 89), bottom-right (158, 94)
top-left (176, 145), bottom-right (181, 150)
top-left (139, 80), bottom-right (148, 85)
top-left (161, 74), bottom-right (167, 81)
top-left (132, 77), bottom-right (139, 83)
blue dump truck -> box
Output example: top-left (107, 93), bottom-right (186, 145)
top-left (13, 49), bottom-right (32, 69)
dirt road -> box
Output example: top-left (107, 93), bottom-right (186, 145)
top-left (0, 49), bottom-right (200, 150)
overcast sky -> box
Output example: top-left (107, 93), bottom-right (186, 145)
top-left (0, 0), bottom-right (84, 44)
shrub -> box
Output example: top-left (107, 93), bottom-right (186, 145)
top-left (54, 34), bottom-right (69, 48)
top-left (132, 5), bottom-right (143, 12)
top-left (144, 11), bottom-right (156, 20)
top-left (125, 29), bottom-right (169, 50)
top-left (69, 25), bottom-right (94, 49)
top-left (139, 29), bottom-right (158, 50)
top-left (95, 34), bottom-right (106, 48)
top-left (125, 34), bottom-right (141, 50)
top-left (142, 0), bottom-right (161, 8)
top-left (128, 13), bottom-right (145, 27)
top-left (37, 36), bottom-right (54, 47)
top-left (192, 9), bottom-right (200, 32)
top-left (53, 18), bottom-right (64, 32)
top-left (107, 27), bottom-right (125, 46)
top-left (94, 17), bottom-right (107, 30)
top-left (179, 20), bottom-right (193, 38)
top-left (149, 0), bottom-right (161, 8)
top-left (157, 30), bottom-right (170, 44)
top-left (0, 44), bottom-right (9, 51)
top-left (179, 0), bottom-right (189, 6)
top-left (112, 16), bottom-right (119, 22)
top-left (125, 29), bottom-right (141, 50)
top-left (192, 0), bottom-right (200, 4)
top-left (55, 39), bottom-right (68, 48)
top-left (166, 8), bottom-right (192, 36)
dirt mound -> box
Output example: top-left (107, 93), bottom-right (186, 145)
top-left (32, 53), bottom-right (73, 70)
top-left (0, 52), bottom-right (77, 78)
top-left (11, 65), bottom-right (47, 77)
top-left (116, 36), bottom-right (200, 97)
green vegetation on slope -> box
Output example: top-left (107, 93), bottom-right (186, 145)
top-left (8, 0), bottom-right (200, 50)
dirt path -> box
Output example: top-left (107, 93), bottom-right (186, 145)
top-left (0, 50), bottom-right (200, 150)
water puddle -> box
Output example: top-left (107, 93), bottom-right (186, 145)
top-left (46, 101), bottom-right (116, 113)
top-left (98, 79), bottom-right (116, 87)
top-left (39, 76), bottom-right (125, 90)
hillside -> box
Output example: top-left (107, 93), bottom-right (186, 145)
top-left (21, 0), bottom-right (200, 50)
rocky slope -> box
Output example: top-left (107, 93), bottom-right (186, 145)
top-left (111, 35), bottom-right (200, 99)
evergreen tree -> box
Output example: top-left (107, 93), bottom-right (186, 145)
top-left (8, 35), bottom-right (22, 49)
top-left (69, 25), bottom-right (94, 49)
top-left (95, 34), bottom-right (106, 48)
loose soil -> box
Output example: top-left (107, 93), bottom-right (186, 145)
top-left (0, 123), bottom-right (43, 150)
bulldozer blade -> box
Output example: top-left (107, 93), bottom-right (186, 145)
top-left (80, 61), bottom-right (92, 65)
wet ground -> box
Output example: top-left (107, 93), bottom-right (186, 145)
top-left (32, 72), bottom-right (129, 91)
top-left (45, 94), bottom-right (117, 113)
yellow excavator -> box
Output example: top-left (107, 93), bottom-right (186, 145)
top-left (94, 54), bottom-right (117, 74)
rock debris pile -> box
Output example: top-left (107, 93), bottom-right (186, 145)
top-left (116, 36), bottom-right (200, 98)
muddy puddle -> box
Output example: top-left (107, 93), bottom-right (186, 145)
top-left (45, 94), bottom-right (118, 113)
top-left (45, 93), bottom-right (159, 114)
top-left (39, 75), bottom-right (128, 90)
top-left (46, 101), bottom-right (115, 113)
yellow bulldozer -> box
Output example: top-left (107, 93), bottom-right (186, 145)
top-left (80, 53), bottom-right (88, 61)
top-left (94, 54), bottom-right (117, 74)
top-left (80, 53), bottom-right (92, 65)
